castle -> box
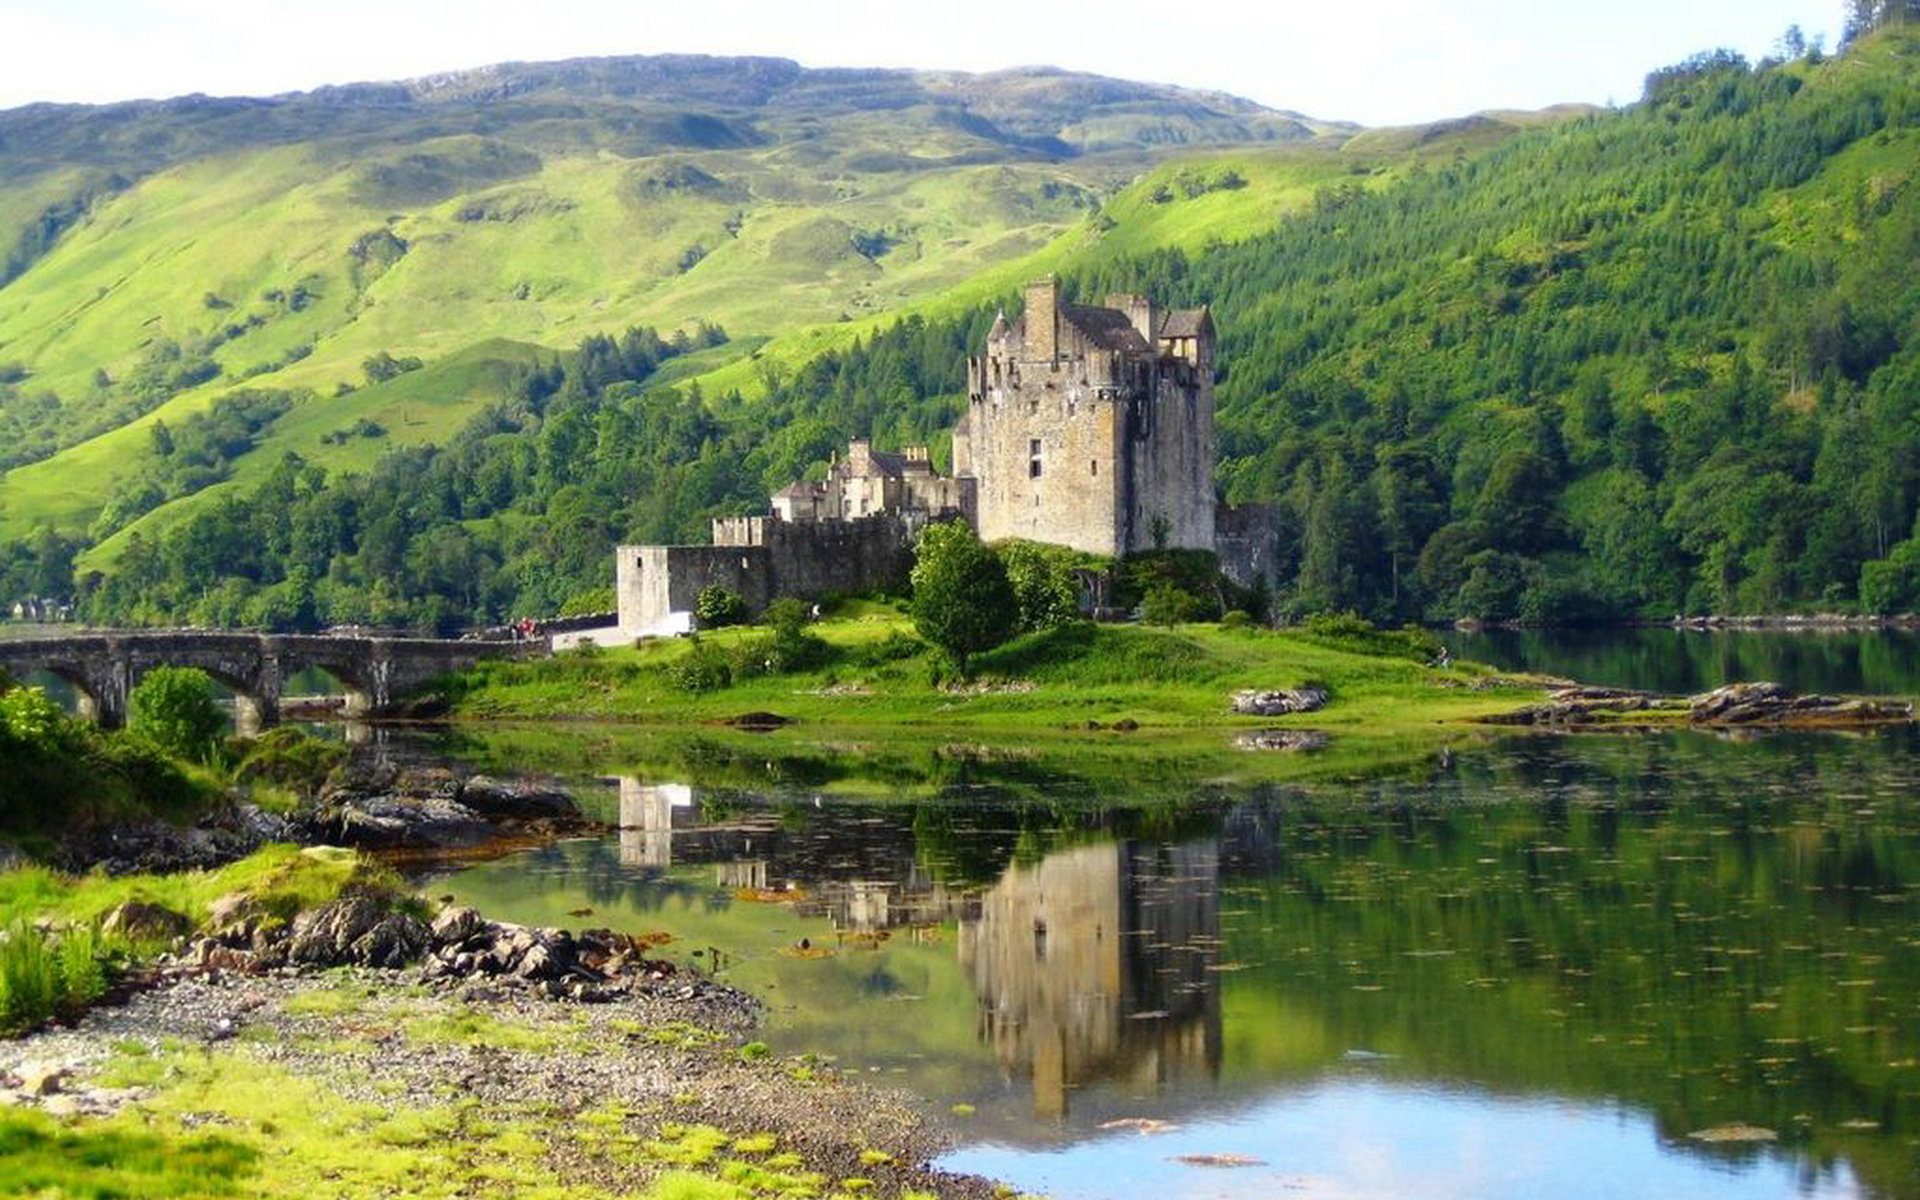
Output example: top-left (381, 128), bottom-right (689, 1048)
top-left (959, 277), bottom-right (1216, 557)
top-left (614, 281), bottom-right (1273, 639)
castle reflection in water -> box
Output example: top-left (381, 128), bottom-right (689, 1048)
top-left (617, 779), bottom-right (1222, 1117)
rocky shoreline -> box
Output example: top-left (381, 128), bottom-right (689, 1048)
top-left (1480, 681), bottom-right (1916, 730)
top-left (1, 953), bottom-right (995, 1198)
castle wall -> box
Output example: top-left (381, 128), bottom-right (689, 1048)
top-left (616, 514), bottom-right (926, 636)
top-left (967, 363), bottom-right (1127, 555)
top-left (1215, 502), bottom-right (1284, 593)
top-left (617, 544), bottom-right (773, 636)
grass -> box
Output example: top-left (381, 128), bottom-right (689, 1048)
top-left (0, 844), bottom-right (403, 1035)
top-left (0, 843), bottom-right (390, 931)
top-left (444, 608), bottom-right (1545, 740)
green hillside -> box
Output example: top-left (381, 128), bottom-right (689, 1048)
top-left (18, 27), bottom-right (1915, 630)
top-left (0, 54), bottom-right (1389, 554)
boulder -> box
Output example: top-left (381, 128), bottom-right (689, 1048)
top-left (313, 795), bottom-right (493, 850)
top-left (1689, 682), bottom-right (1913, 725)
top-left (430, 905), bottom-right (488, 948)
top-left (100, 901), bottom-right (193, 943)
top-left (287, 895), bottom-right (428, 968)
top-left (456, 776), bottom-right (579, 821)
top-left (1230, 687), bottom-right (1329, 717)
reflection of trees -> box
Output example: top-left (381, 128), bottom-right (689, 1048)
top-left (1218, 760), bottom-right (1920, 1200)
top-left (960, 840), bottom-right (1222, 1118)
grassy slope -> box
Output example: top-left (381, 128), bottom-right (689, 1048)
top-left (0, 101), bottom-right (1563, 553)
top-left (445, 610), bottom-right (1548, 752)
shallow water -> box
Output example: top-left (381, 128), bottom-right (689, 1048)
top-left (420, 725), bottom-right (1920, 1200)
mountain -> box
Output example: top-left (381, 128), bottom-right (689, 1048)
top-left (0, 48), bottom-right (1597, 624)
top-left (0, 53), bottom-right (1389, 547)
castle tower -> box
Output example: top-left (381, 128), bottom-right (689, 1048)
top-left (959, 280), bottom-right (1214, 557)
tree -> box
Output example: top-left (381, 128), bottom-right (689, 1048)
top-left (695, 586), bottom-right (748, 628)
top-left (910, 522), bottom-right (1016, 673)
top-left (998, 542), bottom-right (1080, 633)
top-left (128, 666), bottom-right (225, 762)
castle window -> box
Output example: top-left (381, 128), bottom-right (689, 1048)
top-left (1090, 460), bottom-right (1098, 477)
top-left (1028, 439), bottom-right (1043, 479)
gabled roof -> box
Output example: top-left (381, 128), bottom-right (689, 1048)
top-left (774, 481), bottom-right (824, 499)
top-left (1159, 308), bottom-right (1212, 339)
top-left (1059, 303), bottom-right (1154, 355)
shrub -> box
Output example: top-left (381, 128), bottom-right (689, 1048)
top-left (128, 667), bottom-right (225, 763)
top-left (1299, 612), bottom-right (1443, 662)
top-left (844, 631), bottom-right (925, 668)
top-left (230, 728), bottom-right (348, 804)
top-left (1219, 610), bottom-right (1256, 630)
top-left (1141, 583), bottom-right (1209, 626)
top-left (911, 523), bottom-right (1016, 673)
top-left (696, 586), bottom-right (749, 629)
top-left (669, 642), bottom-right (733, 693)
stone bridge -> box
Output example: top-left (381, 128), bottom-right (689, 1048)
top-left (0, 632), bottom-right (546, 729)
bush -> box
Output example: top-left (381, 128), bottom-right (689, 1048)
top-left (696, 586), bottom-right (749, 629)
top-left (128, 667), bottom-right (225, 763)
top-left (1141, 583), bottom-right (1209, 626)
top-left (1299, 613), bottom-right (1443, 662)
top-left (911, 523), bottom-right (1017, 673)
top-left (668, 641), bottom-right (733, 693)
top-left (230, 728), bottom-right (348, 804)
top-left (731, 599), bottom-right (832, 678)
top-left (844, 631), bottom-right (926, 668)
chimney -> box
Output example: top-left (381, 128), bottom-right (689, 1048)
top-left (1107, 293), bottom-right (1156, 342)
top-left (1024, 277), bottom-right (1059, 362)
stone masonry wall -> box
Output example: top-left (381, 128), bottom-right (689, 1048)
top-left (616, 514), bottom-right (922, 635)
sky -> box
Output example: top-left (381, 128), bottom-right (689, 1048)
top-left (0, 0), bottom-right (1851, 126)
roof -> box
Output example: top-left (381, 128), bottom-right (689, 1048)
top-left (1159, 308), bottom-right (1212, 338)
top-left (1058, 303), bottom-right (1154, 355)
top-left (774, 481), bottom-right (823, 499)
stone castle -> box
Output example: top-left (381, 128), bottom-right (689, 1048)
top-left (615, 281), bottom-right (1273, 638)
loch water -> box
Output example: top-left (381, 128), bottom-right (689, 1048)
top-left (413, 722), bottom-right (1920, 1200)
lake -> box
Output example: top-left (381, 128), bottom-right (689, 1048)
top-left (416, 723), bottom-right (1920, 1200)
top-left (1450, 626), bottom-right (1920, 697)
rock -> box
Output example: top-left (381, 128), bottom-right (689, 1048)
top-left (456, 776), bottom-right (580, 821)
top-left (15, 1062), bottom-right (71, 1096)
top-left (1690, 682), bottom-right (1914, 726)
top-left (430, 905), bottom-right (487, 948)
top-left (100, 901), bottom-right (193, 943)
top-left (287, 895), bottom-right (428, 968)
top-left (206, 891), bottom-right (257, 930)
top-left (1230, 687), bottom-right (1329, 717)
top-left (1112, 718), bottom-right (1139, 732)
top-left (312, 795), bottom-right (493, 851)
top-left (393, 767), bottom-right (461, 800)
top-left (724, 711), bottom-right (793, 729)
top-left (1234, 729), bottom-right (1330, 752)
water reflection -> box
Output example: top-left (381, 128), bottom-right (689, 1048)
top-left (961, 841), bottom-right (1221, 1118)
top-left (426, 729), bottom-right (1920, 1200)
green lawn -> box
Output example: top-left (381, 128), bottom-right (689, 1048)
top-left (445, 610), bottom-right (1549, 753)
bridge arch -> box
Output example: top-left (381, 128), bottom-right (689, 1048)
top-left (18, 665), bottom-right (110, 725)
top-left (128, 661), bottom-right (278, 737)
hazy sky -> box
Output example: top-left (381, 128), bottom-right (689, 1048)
top-left (0, 0), bottom-right (1849, 125)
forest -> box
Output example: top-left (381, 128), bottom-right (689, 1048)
top-left (12, 24), bottom-right (1920, 629)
